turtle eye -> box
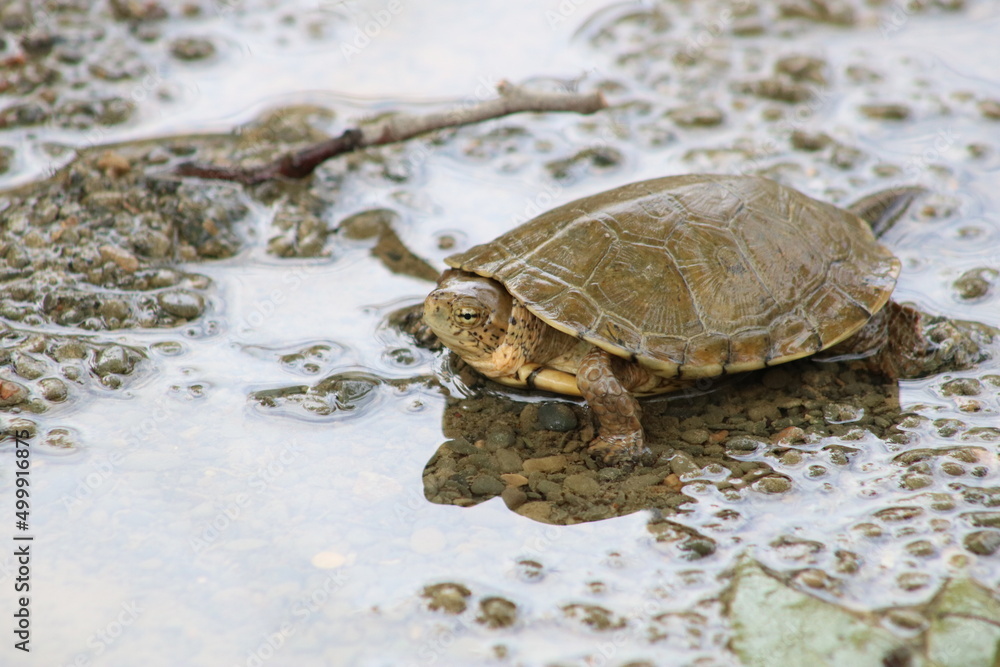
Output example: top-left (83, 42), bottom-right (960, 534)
top-left (453, 306), bottom-right (484, 328)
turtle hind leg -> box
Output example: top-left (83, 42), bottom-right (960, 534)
top-left (826, 301), bottom-right (986, 379)
top-left (577, 346), bottom-right (651, 465)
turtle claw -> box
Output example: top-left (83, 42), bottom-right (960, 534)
top-left (587, 433), bottom-right (647, 466)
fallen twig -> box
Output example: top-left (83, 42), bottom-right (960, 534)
top-left (174, 81), bottom-right (607, 185)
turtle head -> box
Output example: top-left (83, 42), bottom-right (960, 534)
top-left (423, 269), bottom-right (513, 373)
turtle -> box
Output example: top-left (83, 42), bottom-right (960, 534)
top-left (422, 174), bottom-right (936, 463)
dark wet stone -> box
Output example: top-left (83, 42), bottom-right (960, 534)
top-left (7, 418), bottom-right (36, 438)
top-left (743, 77), bottom-right (814, 103)
top-left (778, 0), bottom-right (855, 25)
top-left (668, 104), bottom-right (725, 127)
top-left (979, 99), bottom-right (1000, 120)
top-left (43, 428), bottom-right (76, 449)
top-left (775, 55), bottom-right (827, 84)
top-left (536, 403), bottom-right (577, 432)
top-left (39, 378), bottom-right (68, 402)
top-left (669, 452), bottom-right (699, 476)
top-left (93, 346), bottom-right (133, 376)
top-left (477, 597), bottom-right (517, 629)
top-left (545, 147), bottom-right (624, 182)
top-left (941, 378), bottom-right (983, 397)
top-left (680, 428), bottom-right (709, 445)
top-left (49, 342), bottom-right (85, 362)
top-left (444, 437), bottom-right (479, 456)
top-left (963, 530), bottom-right (1000, 556)
top-left (859, 104), bottom-right (911, 120)
top-left (12, 353), bottom-right (45, 380)
top-left (536, 480), bottom-right (563, 501)
top-left (157, 290), bottom-right (204, 319)
top-left (754, 476), bottom-right (792, 494)
top-left (501, 486), bottom-right (527, 510)
top-left (485, 425), bottom-right (516, 451)
top-left (470, 475), bottom-right (505, 497)
top-left (726, 436), bottom-right (764, 453)
top-left (597, 467), bottom-right (625, 483)
top-left (170, 36), bottom-right (216, 61)
top-left (790, 130), bottom-right (831, 151)
top-left (98, 299), bottom-right (131, 322)
top-left (564, 473), bottom-right (600, 496)
top-left (953, 267), bottom-right (997, 301)
top-left (494, 448), bottom-right (522, 473)
top-left (422, 583), bottom-right (471, 614)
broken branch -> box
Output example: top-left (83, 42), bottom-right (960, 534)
top-left (174, 82), bottom-right (607, 185)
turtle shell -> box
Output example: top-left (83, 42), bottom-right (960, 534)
top-left (445, 174), bottom-right (900, 378)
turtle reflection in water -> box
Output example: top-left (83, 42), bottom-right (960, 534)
top-left (423, 175), bottom-right (982, 464)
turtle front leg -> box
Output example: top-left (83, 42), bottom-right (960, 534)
top-left (577, 346), bottom-right (649, 464)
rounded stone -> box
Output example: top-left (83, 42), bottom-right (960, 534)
top-left (478, 597), bottom-right (517, 629)
top-left (0, 380), bottom-right (30, 407)
top-left (963, 530), bottom-right (1000, 556)
top-left (536, 403), bottom-right (577, 432)
top-left (485, 425), bottom-right (516, 450)
top-left (39, 377), bottom-right (68, 402)
top-left (12, 353), bottom-right (45, 380)
top-left (501, 486), bottom-right (528, 510)
top-left (726, 436), bottom-right (764, 453)
top-left (157, 290), bottom-right (204, 319)
top-left (754, 476), bottom-right (792, 494)
top-left (50, 341), bottom-right (87, 362)
top-left (170, 36), bottom-right (216, 61)
top-left (98, 299), bottom-right (131, 321)
top-left (93, 346), bottom-right (134, 376)
top-left (680, 428), bottom-right (709, 445)
top-left (470, 476), bottom-right (506, 497)
top-left (940, 378), bottom-right (983, 397)
top-left (563, 473), bottom-right (601, 497)
top-left (669, 452), bottom-right (699, 476)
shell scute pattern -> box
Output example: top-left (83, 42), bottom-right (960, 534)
top-left (447, 175), bottom-right (900, 379)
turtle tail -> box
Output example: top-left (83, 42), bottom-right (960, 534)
top-left (847, 186), bottom-right (926, 239)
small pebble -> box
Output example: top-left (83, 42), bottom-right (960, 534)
top-left (680, 428), bottom-right (709, 445)
top-left (170, 36), bottom-right (216, 61)
top-left (669, 452), bottom-right (699, 476)
top-left (754, 476), bottom-right (792, 494)
top-left (501, 486), bottom-right (528, 510)
top-left (963, 530), bottom-right (1000, 556)
top-left (39, 377), bottom-right (68, 402)
top-left (43, 428), bottom-right (76, 449)
top-left (940, 378), bottom-right (983, 397)
top-left (536, 403), bottom-right (577, 432)
top-left (495, 448), bottom-right (522, 473)
top-left (93, 346), bottom-right (134, 376)
top-left (444, 438), bottom-right (478, 455)
top-left (477, 597), bottom-right (517, 629)
top-left (470, 476), bottom-right (505, 497)
top-left (12, 353), bottom-right (45, 380)
top-left (979, 99), bottom-right (1000, 120)
top-left (485, 426), bottom-right (516, 450)
top-left (99, 244), bottom-right (139, 272)
top-left (563, 473), bottom-right (601, 496)
top-left (859, 103), bottom-right (911, 120)
top-left (422, 583), bottom-right (471, 614)
top-left (157, 290), bottom-right (205, 319)
top-left (668, 104), bottom-right (725, 127)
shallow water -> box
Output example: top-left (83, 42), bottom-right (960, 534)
top-left (1, 0), bottom-right (1000, 665)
